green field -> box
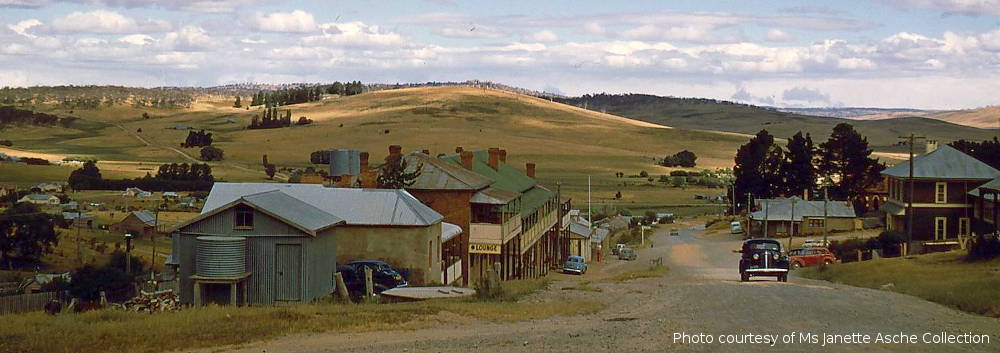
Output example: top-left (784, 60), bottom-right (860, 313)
top-left (799, 251), bottom-right (1000, 317)
top-left (1, 87), bottom-right (750, 211)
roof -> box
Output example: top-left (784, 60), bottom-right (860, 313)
top-left (22, 194), bottom-right (56, 200)
top-left (403, 152), bottom-right (492, 190)
top-left (880, 202), bottom-right (905, 216)
top-left (439, 150), bottom-right (536, 193)
top-left (591, 228), bottom-right (610, 243)
top-left (200, 183), bottom-right (443, 226)
top-left (441, 222), bottom-right (462, 242)
top-left (62, 212), bottom-right (94, 220)
top-left (750, 198), bottom-right (856, 221)
top-left (471, 187), bottom-right (519, 204)
top-left (969, 177), bottom-right (1000, 198)
top-left (882, 145), bottom-right (1000, 180)
top-left (568, 221), bottom-right (591, 239)
top-left (130, 210), bottom-right (162, 226)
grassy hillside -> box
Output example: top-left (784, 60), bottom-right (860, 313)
top-left (555, 94), bottom-right (998, 148)
top-left (928, 106), bottom-right (1000, 130)
top-left (0, 86), bottom-right (749, 212)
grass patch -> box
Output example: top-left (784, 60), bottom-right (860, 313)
top-left (601, 265), bottom-right (669, 283)
top-left (561, 281), bottom-right (603, 292)
top-left (799, 251), bottom-right (1000, 317)
top-left (0, 279), bottom-right (604, 353)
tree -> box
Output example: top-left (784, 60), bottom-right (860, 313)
top-left (818, 123), bottom-right (884, 203)
top-left (265, 164), bottom-right (276, 180)
top-left (733, 130), bottom-right (784, 209)
top-left (376, 154), bottom-right (422, 189)
top-left (782, 132), bottom-right (817, 198)
top-left (662, 150), bottom-right (698, 167)
top-left (68, 160), bottom-right (104, 190)
top-left (233, 96), bottom-right (242, 108)
top-left (950, 137), bottom-right (1000, 170)
top-left (0, 202), bottom-right (58, 269)
top-left (199, 146), bottom-right (224, 161)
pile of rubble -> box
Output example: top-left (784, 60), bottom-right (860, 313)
top-left (121, 290), bottom-right (181, 313)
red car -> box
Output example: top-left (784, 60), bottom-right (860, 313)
top-left (788, 247), bottom-right (838, 269)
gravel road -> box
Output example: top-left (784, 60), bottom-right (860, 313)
top-left (199, 224), bottom-right (1000, 353)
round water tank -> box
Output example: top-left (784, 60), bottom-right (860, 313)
top-left (196, 236), bottom-right (246, 277)
top-left (330, 149), bottom-right (352, 176)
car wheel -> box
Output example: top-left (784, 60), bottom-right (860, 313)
top-left (779, 274), bottom-right (788, 282)
top-left (740, 272), bottom-right (749, 282)
top-left (791, 262), bottom-right (802, 270)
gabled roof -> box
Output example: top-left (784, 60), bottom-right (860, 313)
top-left (130, 210), bottom-right (163, 227)
top-left (591, 228), bottom-right (610, 243)
top-left (568, 221), bottom-right (591, 239)
top-left (171, 190), bottom-right (346, 236)
top-left (471, 187), bottom-right (518, 204)
top-left (750, 198), bottom-right (856, 221)
top-left (22, 194), bottom-right (56, 200)
top-left (404, 152), bottom-right (492, 191)
top-left (201, 183), bottom-right (443, 226)
top-left (969, 177), bottom-right (1000, 198)
top-left (882, 145), bottom-right (1000, 180)
top-left (439, 150), bottom-right (536, 193)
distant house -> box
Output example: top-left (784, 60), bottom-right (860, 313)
top-left (750, 197), bottom-right (857, 237)
top-left (969, 177), bottom-right (1000, 238)
top-left (567, 221), bottom-right (593, 263)
top-left (61, 201), bottom-right (80, 210)
top-left (18, 193), bottom-right (59, 205)
top-left (33, 183), bottom-right (63, 193)
top-left (169, 183), bottom-right (446, 306)
top-left (123, 187), bottom-right (151, 198)
top-left (62, 211), bottom-right (95, 228)
top-left (881, 143), bottom-right (1000, 243)
top-left (0, 183), bottom-right (15, 198)
top-left (162, 191), bottom-right (180, 200)
top-left (590, 227), bottom-right (611, 262)
top-left (111, 210), bottom-right (163, 237)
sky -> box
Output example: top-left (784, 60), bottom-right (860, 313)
top-left (1, 0), bottom-right (999, 109)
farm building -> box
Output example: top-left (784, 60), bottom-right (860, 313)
top-left (111, 210), bottom-right (163, 237)
top-left (169, 183), bottom-right (446, 306)
top-left (123, 187), bottom-right (152, 198)
top-left (969, 177), bottom-right (999, 238)
top-left (567, 221), bottom-right (593, 263)
top-left (749, 197), bottom-right (857, 237)
top-left (18, 193), bottom-right (59, 205)
top-left (33, 183), bottom-right (63, 193)
top-left (62, 211), bottom-right (96, 228)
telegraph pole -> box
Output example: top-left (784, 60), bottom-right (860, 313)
top-left (788, 197), bottom-right (796, 251)
top-left (899, 134), bottom-right (925, 246)
top-left (823, 187), bottom-right (829, 246)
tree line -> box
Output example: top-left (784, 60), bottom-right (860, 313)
top-left (250, 87), bottom-right (323, 107)
top-left (661, 150), bottom-right (697, 167)
top-left (733, 123), bottom-right (884, 214)
top-left (68, 161), bottom-right (215, 191)
top-left (249, 107), bottom-right (292, 129)
top-left (0, 106), bottom-right (78, 130)
top-left (950, 137), bottom-right (1000, 170)
top-left (181, 129), bottom-right (213, 147)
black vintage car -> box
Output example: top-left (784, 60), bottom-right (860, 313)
top-left (736, 238), bottom-right (789, 282)
top-left (336, 260), bottom-right (408, 298)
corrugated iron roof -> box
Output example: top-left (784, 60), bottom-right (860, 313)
top-left (202, 183), bottom-right (443, 226)
top-left (404, 152), bottom-right (492, 190)
top-left (568, 221), bottom-right (591, 238)
top-left (241, 190), bottom-right (345, 232)
top-left (969, 177), bottom-right (1000, 197)
top-left (439, 150), bottom-right (536, 193)
top-left (471, 187), bottom-right (519, 204)
top-left (591, 228), bottom-right (610, 243)
top-left (132, 210), bottom-right (161, 226)
top-left (882, 145), bottom-right (1000, 180)
top-left (750, 198), bottom-right (856, 221)
top-left (441, 222), bottom-right (462, 242)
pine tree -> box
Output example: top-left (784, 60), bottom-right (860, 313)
top-left (819, 123), bottom-right (884, 203)
top-left (782, 132), bottom-right (817, 198)
top-left (733, 130), bottom-right (785, 209)
top-left (233, 96), bottom-right (242, 108)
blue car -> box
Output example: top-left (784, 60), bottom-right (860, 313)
top-left (562, 255), bottom-right (588, 275)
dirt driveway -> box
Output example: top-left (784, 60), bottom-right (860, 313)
top-left (196, 225), bottom-right (1000, 353)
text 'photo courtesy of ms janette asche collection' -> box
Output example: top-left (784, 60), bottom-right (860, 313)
top-left (673, 331), bottom-right (992, 347)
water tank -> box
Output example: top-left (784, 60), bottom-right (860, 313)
top-left (195, 236), bottom-right (246, 277)
top-left (329, 149), bottom-right (360, 176)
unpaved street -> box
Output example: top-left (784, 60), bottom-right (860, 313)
top-left (201, 224), bottom-right (1000, 353)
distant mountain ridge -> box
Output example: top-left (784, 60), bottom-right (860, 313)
top-left (775, 107), bottom-right (936, 118)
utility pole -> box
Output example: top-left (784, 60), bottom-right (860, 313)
top-left (76, 204), bottom-right (83, 265)
top-left (763, 199), bottom-right (769, 238)
top-left (823, 187), bottom-right (829, 246)
top-left (746, 192), bottom-right (752, 215)
top-left (587, 176), bottom-right (592, 231)
top-left (788, 197), bottom-right (796, 251)
top-left (899, 134), bottom-right (925, 246)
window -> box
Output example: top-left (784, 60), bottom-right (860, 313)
top-left (959, 218), bottom-right (970, 236)
top-left (234, 205), bottom-right (254, 230)
top-left (807, 218), bottom-right (825, 228)
top-left (935, 182), bottom-right (947, 203)
top-left (934, 217), bottom-right (947, 240)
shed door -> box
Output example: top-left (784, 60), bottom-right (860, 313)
top-left (275, 244), bottom-right (302, 301)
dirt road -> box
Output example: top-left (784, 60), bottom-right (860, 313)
top-left (200, 225), bottom-right (1000, 353)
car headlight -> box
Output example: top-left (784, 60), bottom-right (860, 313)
top-left (773, 254), bottom-right (779, 260)
top-left (752, 254), bottom-right (760, 260)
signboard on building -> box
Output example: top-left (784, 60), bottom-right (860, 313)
top-left (469, 242), bottom-right (501, 254)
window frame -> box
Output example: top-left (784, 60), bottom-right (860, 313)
top-left (234, 205), bottom-right (254, 230)
top-left (934, 217), bottom-right (947, 240)
top-left (935, 182), bottom-right (947, 204)
top-left (958, 217), bottom-right (970, 236)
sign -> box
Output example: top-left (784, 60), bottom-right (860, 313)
top-left (469, 242), bottom-right (501, 254)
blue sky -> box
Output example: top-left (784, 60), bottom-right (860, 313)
top-left (1, 0), bottom-right (999, 109)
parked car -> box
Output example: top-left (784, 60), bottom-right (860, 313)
top-left (562, 255), bottom-right (588, 275)
top-left (612, 243), bottom-right (626, 255)
top-left (618, 247), bottom-right (637, 261)
top-left (669, 228), bottom-right (680, 236)
top-left (336, 260), bottom-right (408, 297)
top-left (802, 239), bottom-right (831, 248)
top-left (730, 221), bottom-right (743, 234)
top-left (789, 247), bottom-right (838, 269)
top-left (735, 238), bottom-right (789, 282)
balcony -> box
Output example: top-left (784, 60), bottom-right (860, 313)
top-left (520, 207), bottom-right (557, 254)
top-left (469, 217), bottom-right (522, 254)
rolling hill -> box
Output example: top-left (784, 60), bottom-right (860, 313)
top-left (0, 86), bottom-right (752, 212)
top-left (554, 94), bottom-right (998, 148)
top-left (927, 106), bottom-right (1000, 130)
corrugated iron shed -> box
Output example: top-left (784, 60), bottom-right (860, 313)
top-left (750, 197), bottom-right (856, 221)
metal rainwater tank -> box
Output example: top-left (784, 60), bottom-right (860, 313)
top-left (329, 149), bottom-right (360, 176)
top-left (195, 236), bottom-right (246, 277)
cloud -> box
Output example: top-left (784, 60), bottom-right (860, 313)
top-left (303, 21), bottom-right (407, 48)
top-left (877, 0), bottom-right (1000, 16)
top-left (251, 10), bottom-right (317, 33)
top-left (0, 0), bottom-right (46, 8)
top-left (765, 29), bottom-right (793, 42)
top-left (523, 30), bottom-right (559, 43)
top-left (8, 19), bottom-right (42, 38)
top-left (782, 86), bottom-right (832, 103)
top-left (118, 33), bottom-right (154, 45)
top-left (50, 10), bottom-right (171, 34)
top-left (731, 87), bottom-right (775, 105)
top-left (160, 26), bottom-right (215, 51)
top-left (436, 25), bottom-right (508, 39)
top-left (779, 5), bottom-right (844, 15)
top-left (1, 0), bottom-right (256, 13)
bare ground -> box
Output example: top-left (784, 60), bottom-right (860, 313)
top-left (191, 221), bottom-right (1000, 353)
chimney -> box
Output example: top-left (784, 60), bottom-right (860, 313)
top-left (389, 145), bottom-right (402, 158)
top-left (498, 149), bottom-right (507, 163)
top-left (455, 146), bottom-right (463, 153)
top-left (359, 151), bottom-right (377, 189)
top-left (926, 140), bottom-right (938, 154)
top-left (488, 148), bottom-right (500, 171)
top-left (359, 151), bottom-right (369, 171)
top-left (422, 149), bottom-right (430, 155)
top-left (460, 151), bottom-right (474, 170)
top-left (526, 162), bottom-right (536, 179)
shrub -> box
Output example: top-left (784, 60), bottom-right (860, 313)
top-left (828, 238), bottom-right (868, 262)
top-left (199, 146), bottom-right (224, 161)
top-left (658, 175), bottom-right (669, 182)
top-left (69, 264), bottom-right (134, 302)
top-left (669, 170), bottom-right (688, 177)
top-left (872, 230), bottom-right (905, 257)
top-left (968, 236), bottom-right (1000, 261)
top-left (639, 170), bottom-right (649, 178)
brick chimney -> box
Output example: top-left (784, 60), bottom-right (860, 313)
top-left (359, 151), bottom-right (377, 188)
top-left (526, 162), bottom-right (536, 178)
top-left (926, 140), bottom-right (938, 154)
top-left (359, 151), bottom-right (369, 171)
top-left (498, 149), bottom-right (507, 163)
top-left (389, 145), bottom-right (402, 158)
top-left (488, 148), bottom-right (500, 171)
top-left (455, 146), bottom-right (463, 154)
top-left (460, 151), bottom-right (474, 170)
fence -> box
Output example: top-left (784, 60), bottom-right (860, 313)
top-left (0, 291), bottom-right (66, 315)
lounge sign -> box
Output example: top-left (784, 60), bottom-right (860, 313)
top-left (469, 242), bottom-right (501, 254)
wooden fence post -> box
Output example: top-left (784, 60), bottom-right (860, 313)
top-left (334, 272), bottom-right (351, 304)
top-left (364, 267), bottom-right (374, 299)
